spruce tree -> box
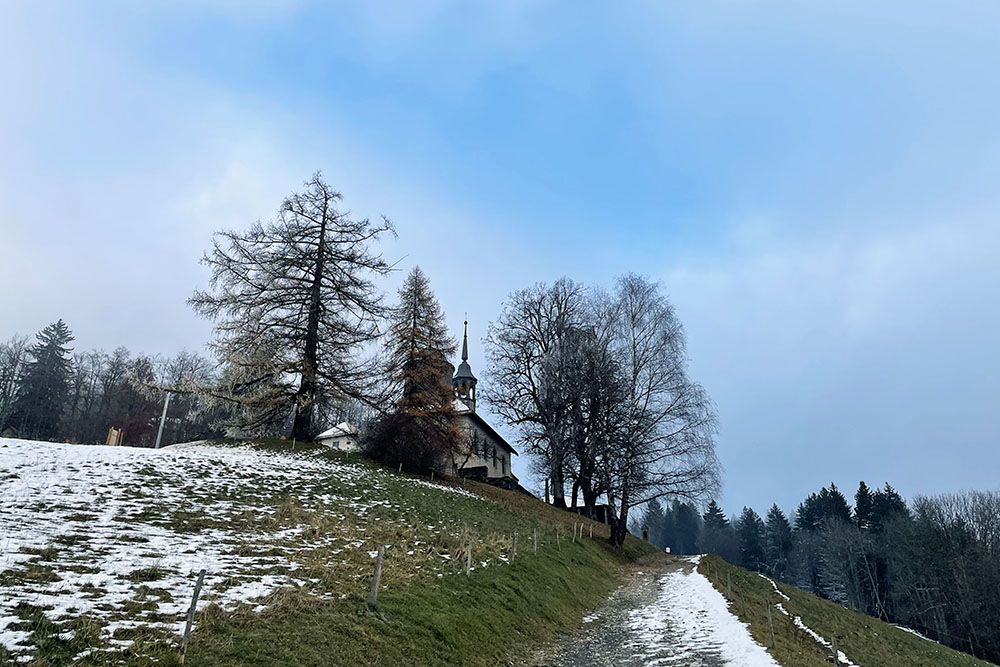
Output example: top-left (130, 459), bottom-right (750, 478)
top-left (367, 267), bottom-right (461, 473)
top-left (764, 504), bottom-right (793, 578)
top-left (700, 499), bottom-right (738, 560)
top-left (643, 498), bottom-right (666, 548)
top-left (736, 506), bottom-right (767, 571)
top-left (9, 320), bottom-right (74, 440)
top-left (674, 501), bottom-right (702, 555)
top-left (854, 481), bottom-right (874, 530)
top-left (871, 483), bottom-right (908, 530)
top-left (702, 499), bottom-right (729, 530)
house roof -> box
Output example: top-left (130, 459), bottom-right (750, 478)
top-left (452, 400), bottom-right (518, 455)
top-left (316, 422), bottom-right (359, 439)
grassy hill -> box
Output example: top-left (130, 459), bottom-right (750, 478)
top-left (699, 555), bottom-right (995, 667)
top-left (0, 438), bottom-right (653, 666)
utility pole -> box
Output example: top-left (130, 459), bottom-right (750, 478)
top-left (154, 391), bottom-right (172, 449)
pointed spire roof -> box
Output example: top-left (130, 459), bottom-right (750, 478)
top-left (453, 319), bottom-right (477, 382)
top-left (461, 320), bottom-right (469, 361)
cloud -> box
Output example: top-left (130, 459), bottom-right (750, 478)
top-left (665, 212), bottom-right (1000, 512)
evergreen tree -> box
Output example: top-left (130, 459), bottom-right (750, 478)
top-left (674, 501), bottom-right (701, 555)
top-left (660, 502), bottom-right (677, 553)
top-left (703, 500), bottom-right (729, 530)
top-left (9, 320), bottom-right (74, 440)
top-left (871, 483), bottom-right (908, 530)
top-left (643, 498), bottom-right (666, 548)
top-left (765, 504), bottom-right (793, 578)
top-left (796, 484), bottom-right (853, 531)
top-left (366, 267), bottom-right (461, 473)
top-left (855, 481), bottom-right (874, 529)
top-left (736, 506), bottom-right (767, 571)
top-left (700, 499), bottom-right (738, 560)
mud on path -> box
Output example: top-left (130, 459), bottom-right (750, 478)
top-left (527, 555), bottom-right (779, 667)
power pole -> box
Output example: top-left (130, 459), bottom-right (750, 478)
top-left (154, 391), bottom-right (172, 449)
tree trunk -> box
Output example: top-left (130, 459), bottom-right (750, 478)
top-left (292, 201), bottom-right (328, 441)
top-left (551, 468), bottom-right (567, 508)
top-left (611, 494), bottom-right (630, 546)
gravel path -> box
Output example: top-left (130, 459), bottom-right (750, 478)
top-left (528, 556), bottom-right (779, 667)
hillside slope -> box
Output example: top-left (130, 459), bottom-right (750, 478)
top-left (699, 555), bottom-right (995, 667)
top-left (0, 438), bottom-right (652, 666)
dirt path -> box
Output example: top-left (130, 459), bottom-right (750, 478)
top-left (527, 556), bottom-right (779, 667)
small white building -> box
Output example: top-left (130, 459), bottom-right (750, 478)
top-left (316, 422), bottom-right (360, 452)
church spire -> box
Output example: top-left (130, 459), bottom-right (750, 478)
top-left (453, 318), bottom-right (478, 411)
top-left (461, 320), bottom-right (469, 362)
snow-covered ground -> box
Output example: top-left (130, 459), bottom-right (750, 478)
top-left (533, 556), bottom-right (779, 666)
top-left (0, 437), bottom-right (482, 662)
top-left (624, 557), bottom-right (780, 666)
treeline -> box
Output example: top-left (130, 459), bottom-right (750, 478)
top-left (637, 483), bottom-right (1000, 662)
top-left (0, 322), bottom-right (223, 447)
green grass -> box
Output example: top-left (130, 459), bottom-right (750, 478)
top-left (18, 438), bottom-right (654, 667)
top-left (699, 555), bottom-right (993, 667)
top-left (172, 472), bottom-right (654, 667)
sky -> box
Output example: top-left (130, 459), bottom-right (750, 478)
top-left (2, 1), bottom-right (999, 515)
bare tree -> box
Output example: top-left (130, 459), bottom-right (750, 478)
top-left (597, 275), bottom-right (720, 545)
top-left (484, 278), bottom-right (586, 507)
top-left (190, 173), bottom-right (394, 440)
top-left (0, 335), bottom-right (28, 431)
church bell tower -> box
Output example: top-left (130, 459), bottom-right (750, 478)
top-left (452, 320), bottom-right (478, 411)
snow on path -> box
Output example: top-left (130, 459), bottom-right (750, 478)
top-left (531, 557), bottom-right (778, 667)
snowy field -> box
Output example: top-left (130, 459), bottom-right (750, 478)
top-left (0, 437), bottom-right (483, 663)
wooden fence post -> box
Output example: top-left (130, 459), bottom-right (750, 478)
top-left (556, 527), bottom-right (561, 550)
top-left (179, 569), bottom-right (206, 665)
top-left (831, 636), bottom-right (839, 666)
top-left (368, 545), bottom-right (385, 609)
top-left (766, 604), bottom-right (775, 648)
top-left (513, 532), bottom-right (517, 558)
top-left (589, 524), bottom-right (593, 539)
top-left (573, 522), bottom-right (577, 543)
top-left (466, 540), bottom-right (473, 576)
top-left (533, 528), bottom-right (538, 554)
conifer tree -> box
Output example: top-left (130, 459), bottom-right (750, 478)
top-left (673, 501), bottom-right (702, 555)
top-left (702, 499), bottom-right (728, 530)
top-left (764, 504), bottom-right (793, 578)
top-left (700, 499), bottom-right (738, 560)
top-left (736, 506), bottom-right (767, 571)
top-left (367, 267), bottom-right (461, 473)
top-left (190, 174), bottom-right (393, 440)
top-left (9, 320), bottom-right (74, 440)
top-left (871, 483), bottom-right (908, 530)
top-left (854, 481), bottom-right (874, 530)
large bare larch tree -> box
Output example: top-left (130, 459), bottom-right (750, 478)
top-left (191, 173), bottom-right (393, 440)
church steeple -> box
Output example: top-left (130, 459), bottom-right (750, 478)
top-left (461, 320), bottom-right (469, 362)
top-left (452, 319), bottom-right (478, 411)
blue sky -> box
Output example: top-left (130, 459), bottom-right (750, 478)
top-left (3, 2), bottom-right (999, 515)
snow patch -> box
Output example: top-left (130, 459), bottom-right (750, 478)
top-left (624, 562), bottom-right (780, 666)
